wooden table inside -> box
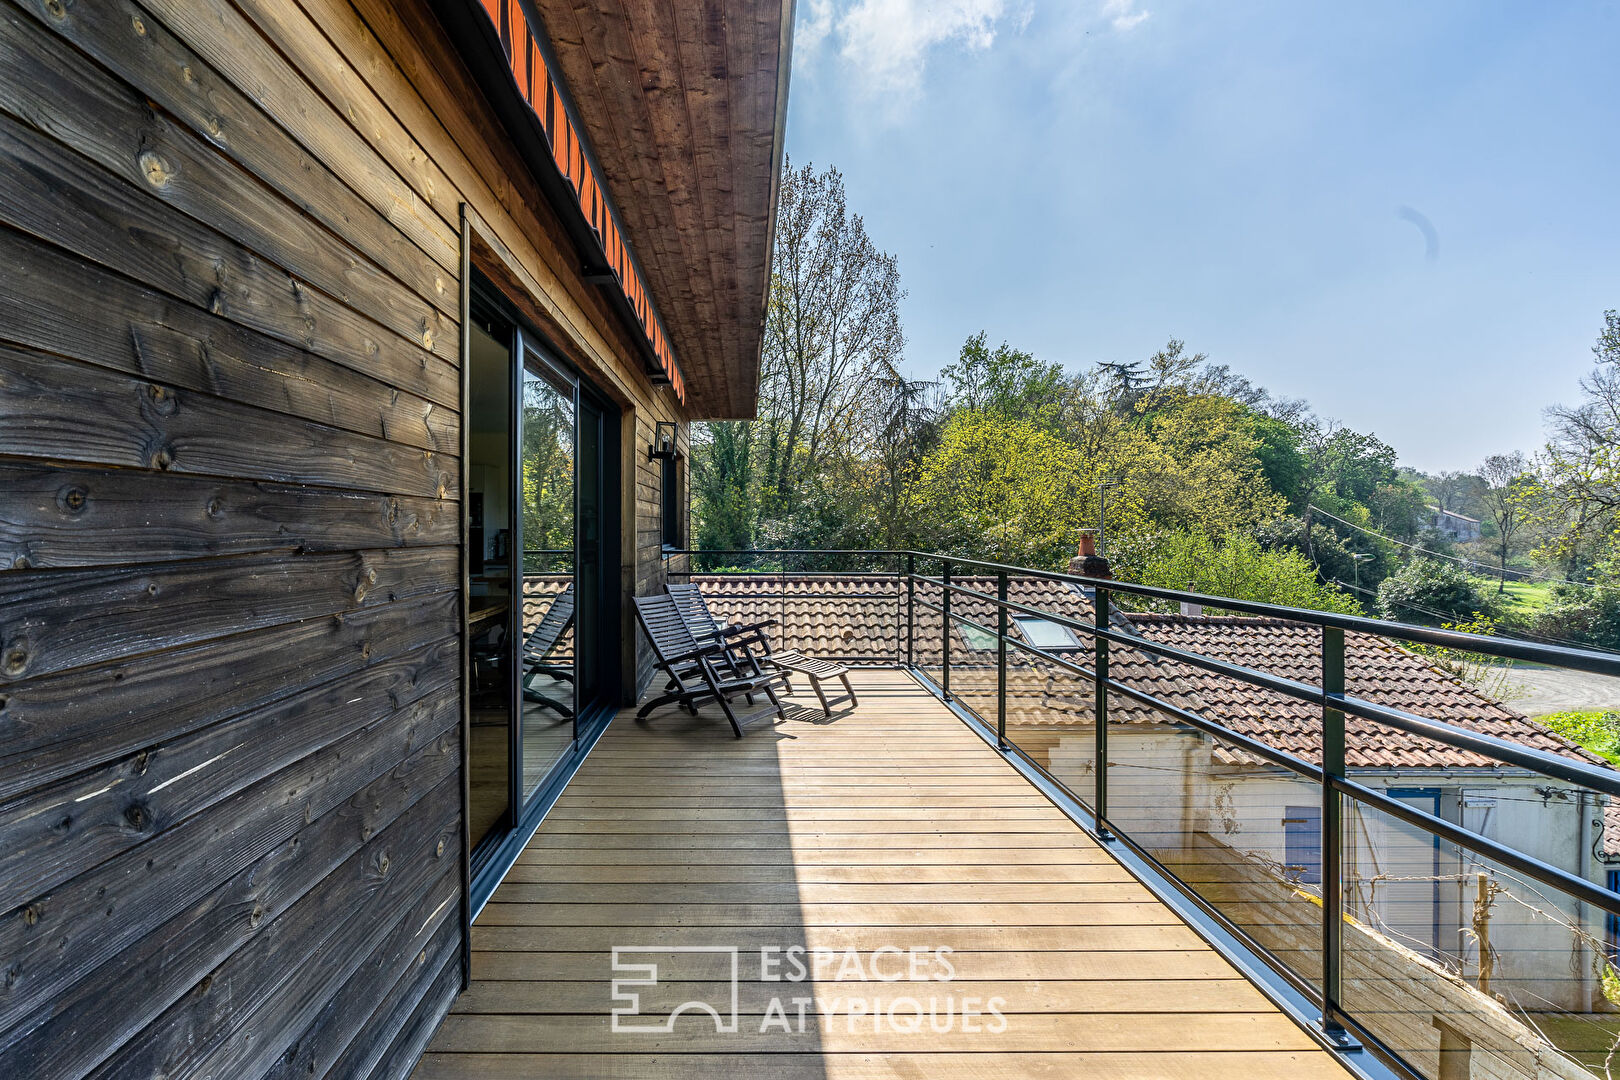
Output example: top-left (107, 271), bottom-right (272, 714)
top-left (414, 670), bottom-right (1354, 1079)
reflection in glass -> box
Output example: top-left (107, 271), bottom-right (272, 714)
top-left (467, 320), bottom-right (513, 853)
top-left (519, 355), bottom-right (575, 799)
top-left (1342, 798), bottom-right (1612, 1079)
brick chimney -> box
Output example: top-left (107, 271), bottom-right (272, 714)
top-left (1069, 530), bottom-right (1112, 579)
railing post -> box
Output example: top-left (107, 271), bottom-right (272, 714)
top-left (1093, 585), bottom-right (1112, 840)
top-left (1320, 625), bottom-right (1351, 1044)
top-left (905, 553), bottom-right (916, 669)
top-left (996, 570), bottom-right (1008, 751)
top-left (941, 559), bottom-right (952, 702)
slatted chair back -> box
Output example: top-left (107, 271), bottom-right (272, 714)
top-left (524, 585), bottom-right (575, 662)
top-left (633, 593), bottom-right (703, 665)
top-left (667, 583), bottom-right (725, 640)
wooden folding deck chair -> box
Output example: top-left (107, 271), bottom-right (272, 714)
top-left (633, 593), bottom-right (791, 737)
top-left (666, 582), bottom-right (858, 717)
top-left (521, 586), bottom-right (574, 719)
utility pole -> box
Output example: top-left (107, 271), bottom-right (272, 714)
top-left (1351, 553), bottom-right (1372, 593)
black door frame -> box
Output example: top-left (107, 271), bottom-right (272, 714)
top-left (465, 272), bottom-right (622, 915)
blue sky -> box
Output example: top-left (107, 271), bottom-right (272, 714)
top-left (783, 0), bottom-right (1620, 473)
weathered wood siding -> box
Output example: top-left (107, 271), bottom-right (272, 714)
top-left (0, 0), bottom-right (685, 1075)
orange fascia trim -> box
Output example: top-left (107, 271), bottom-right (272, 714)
top-left (476, 0), bottom-right (684, 400)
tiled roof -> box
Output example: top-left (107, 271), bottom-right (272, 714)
top-left (685, 572), bottom-right (1609, 777)
top-left (688, 573), bottom-right (1176, 728)
top-left (1115, 614), bottom-right (1604, 772)
top-left (690, 574), bottom-right (906, 662)
top-left (521, 576), bottom-right (573, 657)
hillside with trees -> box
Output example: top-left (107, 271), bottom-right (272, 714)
top-left (693, 162), bottom-right (1620, 648)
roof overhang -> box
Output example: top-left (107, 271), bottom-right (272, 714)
top-left (435, 0), bottom-right (794, 418)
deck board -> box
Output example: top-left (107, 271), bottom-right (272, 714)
top-left (415, 671), bottom-right (1352, 1078)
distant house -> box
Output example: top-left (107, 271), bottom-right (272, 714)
top-left (1425, 506), bottom-right (1483, 542)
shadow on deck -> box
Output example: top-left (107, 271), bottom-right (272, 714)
top-left (414, 671), bottom-right (1353, 1079)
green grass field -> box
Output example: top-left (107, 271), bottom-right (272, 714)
top-left (1479, 578), bottom-right (1554, 617)
top-left (1534, 709), bottom-right (1620, 763)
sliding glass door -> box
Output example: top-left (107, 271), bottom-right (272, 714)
top-left (518, 348), bottom-right (577, 798)
top-left (466, 316), bottom-right (514, 856)
top-left (467, 280), bottom-right (619, 876)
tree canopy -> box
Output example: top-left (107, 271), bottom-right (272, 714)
top-left (690, 162), bottom-right (1617, 638)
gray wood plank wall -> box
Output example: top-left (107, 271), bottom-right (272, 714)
top-left (0, 0), bottom-right (685, 1074)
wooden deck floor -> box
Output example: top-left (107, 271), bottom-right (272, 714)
top-left (414, 671), bottom-right (1354, 1079)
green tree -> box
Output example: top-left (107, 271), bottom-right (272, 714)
top-left (758, 158), bottom-right (904, 518)
top-left (1122, 530), bottom-right (1361, 615)
top-left (691, 421), bottom-right (756, 553)
top-left (1125, 392), bottom-right (1288, 535)
top-left (1303, 424), bottom-right (1401, 511)
top-left (941, 332), bottom-right (1072, 427)
top-left (1536, 311), bottom-right (1620, 578)
top-left (917, 410), bottom-right (1097, 566)
top-left (519, 381), bottom-right (574, 556)
top-left (1477, 452), bottom-right (1533, 592)
top-left (1245, 413), bottom-right (1310, 511)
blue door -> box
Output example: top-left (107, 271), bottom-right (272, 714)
top-left (1283, 805), bottom-right (1322, 885)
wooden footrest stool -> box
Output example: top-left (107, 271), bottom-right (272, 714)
top-left (769, 651), bottom-right (857, 716)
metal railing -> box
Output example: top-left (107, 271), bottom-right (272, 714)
top-left (662, 548), bottom-right (1620, 1079)
top-left (663, 549), bottom-right (912, 665)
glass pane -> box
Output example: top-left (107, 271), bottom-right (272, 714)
top-left (1105, 708), bottom-right (1326, 986)
top-left (519, 354), bottom-right (575, 800)
top-left (1013, 615), bottom-right (1082, 650)
top-left (958, 623), bottom-right (998, 652)
top-left (467, 319), bottom-right (513, 853)
top-left (1003, 647), bottom-right (1098, 810)
top-left (1342, 797), bottom-right (1612, 1078)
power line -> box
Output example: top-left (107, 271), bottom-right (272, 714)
top-left (1309, 503), bottom-right (1595, 589)
top-left (1294, 513), bottom-right (1620, 655)
top-left (1322, 570), bottom-right (1619, 654)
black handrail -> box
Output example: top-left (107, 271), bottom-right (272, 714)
top-left (921, 573), bottom-right (1620, 798)
top-left (667, 547), bottom-right (1620, 676)
top-left (665, 545), bottom-right (1620, 1068)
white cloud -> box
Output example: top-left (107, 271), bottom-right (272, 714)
top-left (797, 0), bottom-right (836, 54)
top-left (1101, 0), bottom-right (1149, 32)
top-left (799, 0), bottom-right (1024, 105)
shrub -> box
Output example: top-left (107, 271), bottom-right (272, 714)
top-left (1376, 557), bottom-right (1491, 623)
top-left (1530, 582), bottom-right (1620, 651)
top-left (1121, 530), bottom-right (1363, 615)
top-left (1537, 710), bottom-right (1620, 764)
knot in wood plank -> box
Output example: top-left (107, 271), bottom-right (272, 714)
top-left (56, 485), bottom-right (88, 514)
top-left (138, 150), bottom-right (174, 189)
top-left (2, 640), bottom-right (30, 678)
top-left (146, 382), bottom-right (179, 416)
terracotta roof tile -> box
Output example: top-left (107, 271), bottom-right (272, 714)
top-left (684, 574), bottom-right (1609, 778)
top-left (1118, 614), bottom-right (1605, 773)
